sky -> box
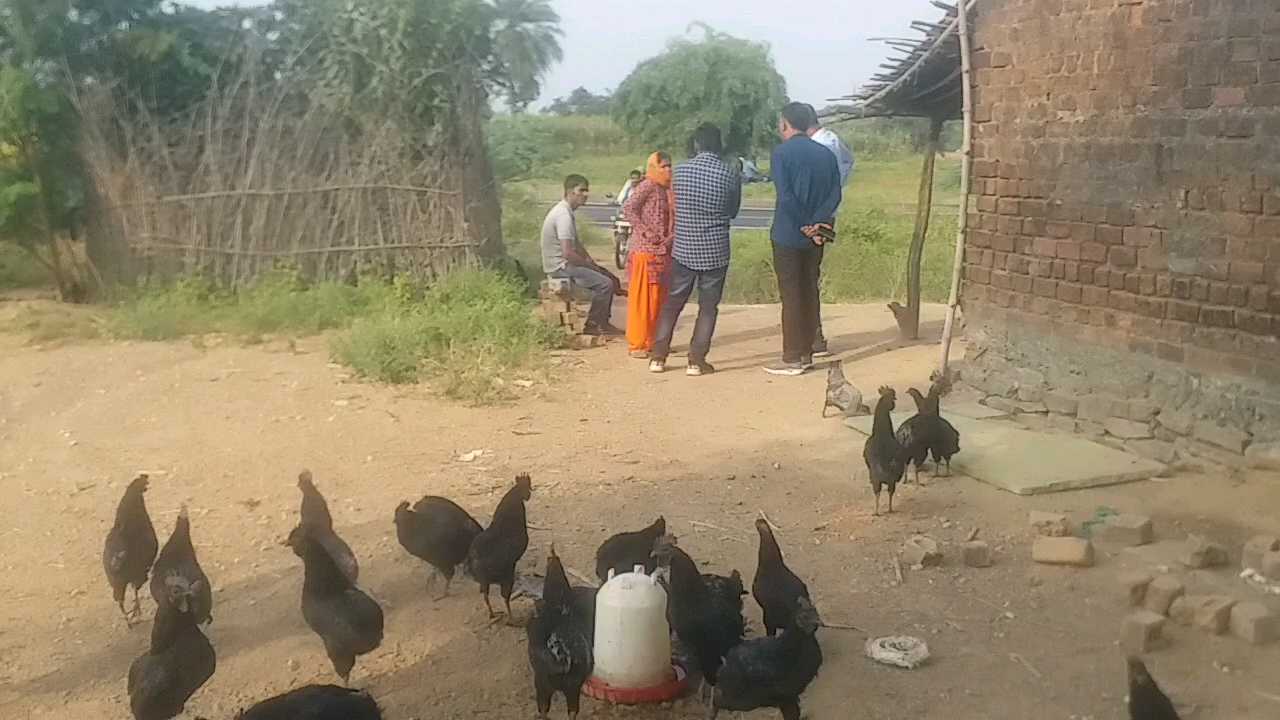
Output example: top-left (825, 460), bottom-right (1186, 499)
top-left (186, 0), bottom-right (943, 108)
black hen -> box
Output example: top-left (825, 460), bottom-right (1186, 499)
top-left (710, 597), bottom-right (823, 720)
top-left (127, 599), bottom-right (216, 720)
top-left (286, 525), bottom-right (384, 683)
top-left (928, 372), bottom-right (961, 476)
top-left (298, 470), bottom-right (359, 583)
top-left (751, 519), bottom-right (810, 637)
top-left (527, 545), bottom-right (594, 720)
top-left (651, 535), bottom-right (745, 702)
top-left (104, 474), bottom-right (159, 626)
top-left (894, 387), bottom-right (938, 483)
top-left (236, 684), bottom-right (382, 720)
top-left (394, 496), bottom-right (483, 599)
top-left (150, 506), bottom-right (212, 625)
top-left (468, 473), bottom-right (533, 622)
top-left (1127, 656), bottom-right (1180, 720)
top-left (594, 516), bottom-right (666, 582)
top-left (863, 386), bottom-right (907, 515)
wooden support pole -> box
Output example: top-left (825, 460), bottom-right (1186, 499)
top-left (890, 115), bottom-right (944, 340)
top-left (939, 0), bottom-right (975, 373)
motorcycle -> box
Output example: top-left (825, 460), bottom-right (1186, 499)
top-left (611, 215), bottom-right (632, 270)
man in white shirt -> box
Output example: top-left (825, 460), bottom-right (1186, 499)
top-left (542, 174), bottom-right (624, 336)
top-left (615, 169), bottom-right (642, 207)
top-left (803, 105), bottom-right (855, 357)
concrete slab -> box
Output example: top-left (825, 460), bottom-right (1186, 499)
top-left (845, 413), bottom-right (1165, 496)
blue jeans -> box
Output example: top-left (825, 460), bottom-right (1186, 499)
top-left (651, 261), bottom-right (728, 363)
top-left (551, 265), bottom-right (614, 328)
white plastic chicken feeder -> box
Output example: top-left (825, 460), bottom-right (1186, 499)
top-left (584, 565), bottom-right (687, 704)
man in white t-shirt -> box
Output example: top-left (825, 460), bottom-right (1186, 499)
top-left (803, 105), bottom-right (855, 357)
top-left (541, 174), bottom-right (624, 336)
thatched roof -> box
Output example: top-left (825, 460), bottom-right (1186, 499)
top-left (825, 1), bottom-right (972, 121)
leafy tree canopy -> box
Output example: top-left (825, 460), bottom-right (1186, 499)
top-left (612, 25), bottom-right (787, 157)
top-left (544, 86), bottom-right (611, 117)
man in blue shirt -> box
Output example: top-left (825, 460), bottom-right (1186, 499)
top-left (649, 123), bottom-right (742, 377)
top-left (804, 104), bottom-right (855, 357)
top-left (764, 103), bottom-right (842, 376)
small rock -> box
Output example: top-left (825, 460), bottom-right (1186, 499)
top-left (1229, 602), bottom-right (1278, 645)
top-left (1093, 514), bottom-right (1153, 547)
top-left (1168, 595), bottom-right (1197, 626)
top-left (1029, 511), bottom-right (1070, 537)
top-left (962, 541), bottom-right (992, 568)
top-left (1118, 571), bottom-right (1153, 606)
top-left (1181, 533), bottom-right (1229, 569)
top-left (966, 527), bottom-right (980, 542)
top-left (1032, 537), bottom-right (1094, 567)
top-left (287, 658), bottom-right (300, 671)
top-left (1105, 417), bottom-right (1153, 440)
top-left (1196, 596), bottom-right (1237, 635)
top-left (1242, 535), bottom-right (1280, 572)
top-left (1143, 575), bottom-right (1185, 616)
top-left (902, 535), bottom-right (943, 568)
top-left (1121, 610), bottom-right (1166, 653)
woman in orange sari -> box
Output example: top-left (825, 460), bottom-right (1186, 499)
top-left (621, 152), bottom-right (675, 358)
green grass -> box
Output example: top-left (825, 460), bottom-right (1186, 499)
top-left (0, 243), bottom-right (50, 290)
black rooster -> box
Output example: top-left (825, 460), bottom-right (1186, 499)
top-left (895, 387), bottom-right (938, 483)
top-left (468, 473), bottom-right (533, 622)
top-left (150, 506), bottom-right (212, 625)
top-left (651, 535), bottom-right (745, 703)
top-left (286, 525), bottom-right (384, 684)
top-left (710, 597), bottom-right (823, 720)
top-left (236, 684), bottom-right (382, 720)
top-left (929, 372), bottom-right (961, 476)
top-left (863, 386), bottom-right (907, 515)
top-left (527, 545), bottom-right (594, 720)
top-left (104, 474), bottom-right (159, 626)
top-left (751, 519), bottom-right (810, 637)
top-left (297, 470), bottom-right (359, 584)
top-left (127, 598), bottom-right (216, 720)
top-left (594, 516), bottom-right (666, 582)
top-left (1127, 656), bottom-right (1180, 720)
top-left (394, 496), bottom-right (483, 599)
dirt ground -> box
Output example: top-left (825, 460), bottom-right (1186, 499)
top-left (1, 297), bottom-right (1278, 720)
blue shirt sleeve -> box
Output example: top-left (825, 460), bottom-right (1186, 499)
top-left (811, 156), bottom-right (842, 226)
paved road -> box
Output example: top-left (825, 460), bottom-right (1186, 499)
top-left (580, 203), bottom-right (773, 230)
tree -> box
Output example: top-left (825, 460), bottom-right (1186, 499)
top-left (612, 25), bottom-right (786, 157)
top-left (544, 86), bottom-right (611, 117)
top-left (488, 0), bottom-right (563, 112)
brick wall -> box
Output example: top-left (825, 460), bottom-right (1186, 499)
top-left (961, 0), bottom-right (1280, 461)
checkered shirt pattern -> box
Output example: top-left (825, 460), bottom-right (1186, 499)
top-left (672, 153), bottom-right (741, 271)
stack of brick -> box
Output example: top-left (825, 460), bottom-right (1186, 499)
top-left (539, 279), bottom-right (585, 334)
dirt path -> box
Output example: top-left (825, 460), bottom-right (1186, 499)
top-left (0, 300), bottom-right (1277, 719)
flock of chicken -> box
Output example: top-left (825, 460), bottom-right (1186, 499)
top-left (102, 465), bottom-right (829, 720)
top-left (101, 365), bottom-right (1180, 720)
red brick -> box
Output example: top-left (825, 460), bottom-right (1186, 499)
top-left (1097, 226), bottom-right (1124, 245)
top-left (1110, 270), bottom-right (1128, 290)
top-left (992, 234), bottom-right (1016, 252)
top-left (1125, 273), bottom-right (1141, 295)
top-left (1056, 240), bottom-right (1083, 260)
top-left (1137, 274), bottom-right (1157, 296)
top-left (1057, 282), bottom-right (1083, 303)
top-left (977, 196), bottom-right (998, 213)
top-left (997, 197), bottom-right (1020, 215)
top-left (1021, 199), bottom-right (1048, 217)
top-left (1023, 218), bottom-right (1047, 236)
top-left (1081, 242), bottom-right (1109, 263)
top-left (1047, 221), bottom-right (1072, 239)
top-left (1110, 246), bottom-right (1138, 268)
top-left (1031, 259), bottom-right (1054, 277)
top-left (1095, 267), bottom-right (1111, 287)
top-left (1228, 284), bottom-right (1249, 307)
top-left (1209, 282), bottom-right (1231, 305)
top-left (1080, 264), bottom-right (1095, 285)
top-left (1200, 306), bottom-right (1236, 328)
top-left (1191, 279), bottom-right (1211, 302)
top-left (1156, 274), bottom-right (1172, 296)
top-left (1171, 277), bottom-right (1192, 299)
top-left (1083, 286), bottom-right (1109, 307)
top-left (1070, 223), bottom-right (1096, 243)
top-left (991, 270), bottom-right (1012, 290)
top-left (1136, 297), bottom-right (1167, 319)
top-left (1052, 260), bottom-right (1066, 279)
top-left (1012, 274), bottom-right (1033, 293)
top-left (1249, 285), bottom-right (1271, 311)
top-left (1123, 227), bottom-right (1154, 247)
top-left (1265, 194), bottom-right (1280, 217)
top-left (1230, 262), bottom-right (1266, 284)
top-left (1110, 291), bottom-right (1138, 313)
top-left (1064, 261), bottom-right (1080, 282)
top-left (1237, 310), bottom-right (1273, 335)
top-left (1032, 277), bottom-right (1057, 298)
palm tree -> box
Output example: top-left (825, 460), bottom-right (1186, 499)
top-left (488, 0), bottom-right (563, 112)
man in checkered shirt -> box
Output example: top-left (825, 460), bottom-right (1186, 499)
top-left (649, 123), bottom-right (742, 377)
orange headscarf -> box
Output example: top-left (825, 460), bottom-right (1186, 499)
top-left (645, 152), bottom-right (675, 239)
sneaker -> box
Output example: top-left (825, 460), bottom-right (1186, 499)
top-left (811, 342), bottom-right (832, 358)
top-left (629, 349), bottom-right (650, 359)
top-left (763, 361), bottom-right (808, 377)
top-left (584, 322), bottom-right (625, 337)
top-left (686, 361), bottom-right (716, 377)
top-left (649, 359), bottom-right (667, 373)
top-left (801, 354), bottom-right (814, 369)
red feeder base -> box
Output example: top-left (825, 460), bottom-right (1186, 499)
top-left (584, 664), bottom-right (688, 704)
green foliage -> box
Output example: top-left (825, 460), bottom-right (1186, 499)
top-left (330, 269), bottom-right (560, 403)
top-left (544, 86), bottom-right (612, 117)
top-left (489, 0), bottom-right (564, 111)
top-left (488, 114), bottom-right (630, 180)
top-left (613, 25), bottom-right (786, 156)
top-left (0, 238), bottom-right (44, 288)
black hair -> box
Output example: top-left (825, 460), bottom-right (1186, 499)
top-left (781, 101), bottom-right (817, 133)
top-left (563, 174), bottom-right (589, 193)
top-left (691, 123), bottom-right (724, 156)
top-left (629, 169), bottom-right (643, 178)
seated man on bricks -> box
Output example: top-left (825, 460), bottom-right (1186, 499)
top-left (541, 173), bottom-right (626, 336)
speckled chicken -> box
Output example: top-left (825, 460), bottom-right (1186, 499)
top-left (394, 496), bottom-right (483, 599)
top-left (104, 474), bottom-right (159, 626)
top-left (863, 386), bottom-right (907, 515)
top-left (297, 470), bottom-right (359, 583)
top-left (468, 473), bottom-right (533, 622)
top-left (751, 519), bottom-right (810, 637)
top-left (149, 506), bottom-right (212, 625)
top-left (236, 684), bottom-right (382, 720)
top-left (286, 525), bottom-right (384, 684)
top-left (822, 362), bottom-right (868, 417)
top-left (710, 597), bottom-right (823, 720)
top-left (1127, 656), bottom-right (1180, 720)
top-left (594, 516), bottom-right (665, 582)
top-left (651, 535), bottom-right (745, 703)
top-left (527, 545), bottom-right (594, 720)
top-left (127, 597), bottom-right (216, 720)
